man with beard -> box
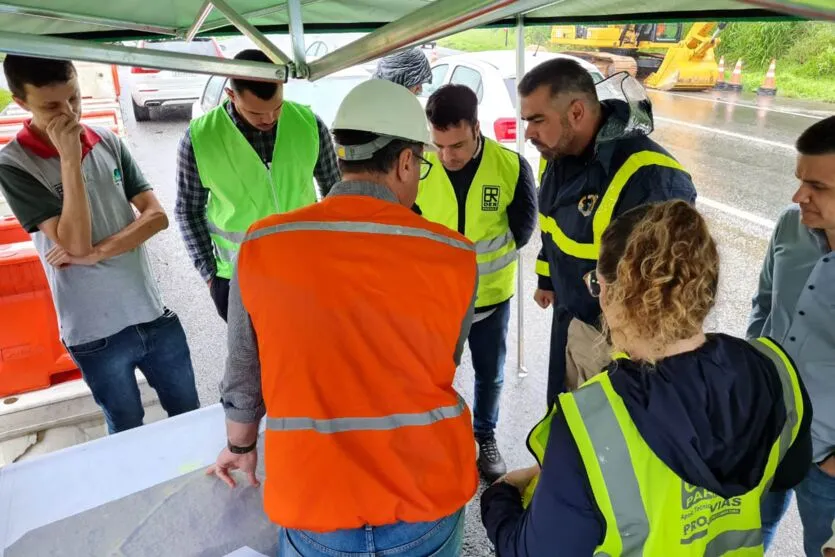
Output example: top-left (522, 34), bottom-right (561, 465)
top-left (519, 59), bottom-right (696, 403)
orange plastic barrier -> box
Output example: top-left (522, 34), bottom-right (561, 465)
top-left (0, 241), bottom-right (80, 397)
top-left (0, 215), bottom-right (29, 245)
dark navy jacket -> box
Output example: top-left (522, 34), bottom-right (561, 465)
top-left (481, 334), bottom-right (813, 556)
top-left (536, 99), bottom-right (697, 326)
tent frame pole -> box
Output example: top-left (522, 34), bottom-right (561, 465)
top-left (287, 0), bottom-right (308, 77)
top-left (307, 0), bottom-right (560, 81)
top-left (514, 14), bottom-right (528, 378)
top-left (0, 30), bottom-right (288, 81)
top-left (208, 0), bottom-right (292, 65)
top-left (184, 1), bottom-right (215, 43)
top-left (0, 2), bottom-right (177, 35)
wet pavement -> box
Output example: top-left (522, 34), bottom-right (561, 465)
top-left (116, 71), bottom-right (830, 556)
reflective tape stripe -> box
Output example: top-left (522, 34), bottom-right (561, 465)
top-left (474, 231), bottom-right (513, 255)
top-left (540, 151), bottom-right (685, 261)
top-left (535, 258), bottom-right (550, 277)
top-left (748, 338), bottom-right (800, 495)
top-left (478, 249), bottom-right (517, 275)
top-left (208, 221), bottom-right (247, 244)
top-left (266, 396), bottom-right (467, 434)
top-left (212, 242), bottom-right (239, 263)
top-left (703, 529), bottom-right (763, 557)
top-left (573, 383), bottom-right (650, 555)
top-left (245, 221), bottom-right (473, 252)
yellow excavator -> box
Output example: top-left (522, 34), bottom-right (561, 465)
top-left (550, 22), bottom-right (727, 91)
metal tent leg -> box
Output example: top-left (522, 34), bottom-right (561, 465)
top-left (515, 14), bottom-right (528, 378)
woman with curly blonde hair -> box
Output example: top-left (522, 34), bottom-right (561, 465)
top-left (481, 200), bottom-right (812, 556)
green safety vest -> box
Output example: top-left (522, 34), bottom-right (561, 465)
top-left (417, 138), bottom-right (520, 308)
top-left (522, 337), bottom-right (804, 556)
top-left (538, 150), bottom-right (685, 261)
top-left (190, 100), bottom-right (319, 279)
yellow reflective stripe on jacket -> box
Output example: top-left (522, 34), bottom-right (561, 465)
top-left (540, 151), bottom-right (685, 261)
top-left (535, 259), bottom-right (550, 277)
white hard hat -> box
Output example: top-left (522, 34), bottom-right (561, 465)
top-left (332, 78), bottom-right (432, 160)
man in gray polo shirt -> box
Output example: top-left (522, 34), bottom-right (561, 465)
top-left (0, 55), bottom-right (199, 434)
top-left (750, 115), bottom-right (835, 555)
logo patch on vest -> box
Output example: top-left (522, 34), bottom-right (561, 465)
top-left (577, 194), bottom-right (599, 217)
top-left (680, 481), bottom-right (743, 543)
top-left (113, 168), bottom-right (123, 190)
top-left (482, 185), bottom-right (500, 212)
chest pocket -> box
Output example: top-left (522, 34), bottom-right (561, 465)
top-left (540, 151), bottom-right (684, 260)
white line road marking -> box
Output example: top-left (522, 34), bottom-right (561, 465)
top-left (661, 92), bottom-right (827, 120)
top-left (655, 116), bottom-right (795, 151)
top-left (697, 196), bottom-right (776, 230)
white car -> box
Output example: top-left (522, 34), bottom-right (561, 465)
top-left (129, 38), bottom-right (225, 122)
top-left (191, 63), bottom-right (376, 126)
top-left (418, 50), bottom-right (605, 172)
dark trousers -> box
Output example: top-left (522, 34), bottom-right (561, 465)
top-left (210, 276), bottom-right (231, 322)
top-left (469, 300), bottom-right (511, 437)
top-left (546, 306), bottom-right (572, 406)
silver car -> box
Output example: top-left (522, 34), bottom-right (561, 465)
top-left (129, 38), bottom-right (225, 122)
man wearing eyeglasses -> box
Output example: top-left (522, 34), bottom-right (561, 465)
top-left (414, 84), bottom-right (537, 482)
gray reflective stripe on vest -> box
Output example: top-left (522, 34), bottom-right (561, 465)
top-left (478, 248), bottom-right (517, 275)
top-left (245, 221), bottom-right (473, 252)
top-left (213, 242), bottom-right (239, 263)
top-left (474, 231), bottom-right (513, 255)
top-left (266, 396), bottom-right (466, 434)
top-left (702, 529), bottom-right (763, 557)
top-left (574, 383), bottom-right (650, 555)
top-left (208, 221), bottom-right (247, 244)
top-left (747, 339), bottom-right (799, 494)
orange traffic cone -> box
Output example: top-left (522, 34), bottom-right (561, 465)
top-left (757, 58), bottom-right (778, 96)
top-left (714, 56), bottom-right (727, 90)
top-left (728, 59), bottom-right (744, 92)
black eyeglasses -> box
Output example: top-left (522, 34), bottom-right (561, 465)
top-left (417, 154), bottom-right (433, 180)
top-left (584, 270), bottom-right (601, 298)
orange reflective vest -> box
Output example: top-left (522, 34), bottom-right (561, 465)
top-left (237, 190), bottom-right (479, 532)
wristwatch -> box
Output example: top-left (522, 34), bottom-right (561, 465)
top-left (227, 439), bottom-right (257, 454)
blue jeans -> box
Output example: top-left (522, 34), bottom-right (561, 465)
top-left (67, 308), bottom-right (200, 434)
top-left (761, 463), bottom-right (835, 556)
top-left (469, 300), bottom-right (510, 437)
top-left (278, 509), bottom-right (464, 557)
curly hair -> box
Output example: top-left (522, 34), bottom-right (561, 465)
top-left (598, 200), bottom-right (719, 359)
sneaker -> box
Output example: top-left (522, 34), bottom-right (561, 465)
top-left (476, 435), bottom-right (507, 482)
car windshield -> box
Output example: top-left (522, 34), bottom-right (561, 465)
top-left (144, 40), bottom-right (217, 57)
top-left (283, 74), bottom-right (371, 127)
top-left (504, 70), bottom-right (605, 106)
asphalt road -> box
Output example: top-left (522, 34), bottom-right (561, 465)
top-left (117, 74), bottom-right (828, 556)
